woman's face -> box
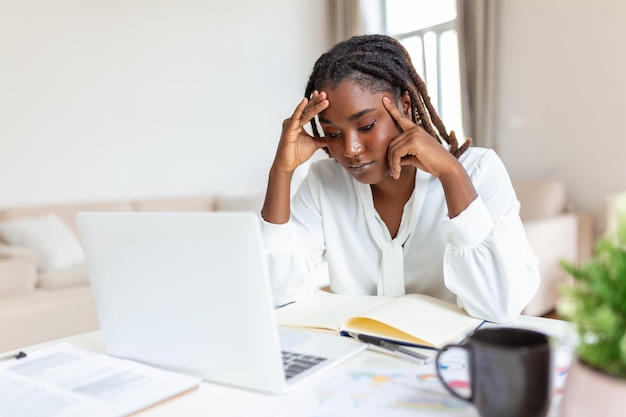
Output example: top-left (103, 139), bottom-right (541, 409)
top-left (318, 80), bottom-right (406, 185)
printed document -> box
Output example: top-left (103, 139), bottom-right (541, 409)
top-left (0, 343), bottom-right (199, 417)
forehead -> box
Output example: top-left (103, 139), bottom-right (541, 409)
top-left (319, 80), bottom-right (383, 121)
top-left (320, 76), bottom-right (388, 99)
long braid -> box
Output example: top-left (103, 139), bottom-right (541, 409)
top-left (304, 34), bottom-right (471, 159)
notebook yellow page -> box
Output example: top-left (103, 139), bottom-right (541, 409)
top-left (275, 292), bottom-right (483, 348)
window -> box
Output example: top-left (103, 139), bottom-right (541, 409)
top-left (363, 0), bottom-right (464, 139)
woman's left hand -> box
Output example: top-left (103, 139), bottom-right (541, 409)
top-left (382, 96), bottom-right (477, 217)
top-left (382, 96), bottom-right (458, 180)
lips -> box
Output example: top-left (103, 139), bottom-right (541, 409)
top-left (348, 162), bottom-right (373, 174)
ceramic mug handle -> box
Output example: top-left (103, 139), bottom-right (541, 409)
top-left (435, 344), bottom-right (473, 402)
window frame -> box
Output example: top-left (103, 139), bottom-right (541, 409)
top-left (375, 0), bottom-right (459, 127)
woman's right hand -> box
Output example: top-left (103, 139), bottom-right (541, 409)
top-left (262, 91), bottom-right (329, 224)
top-left (272, 90), bottom-right (329, 174)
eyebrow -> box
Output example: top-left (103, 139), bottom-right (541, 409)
top-left (318, 108), bottom-right (376, 125)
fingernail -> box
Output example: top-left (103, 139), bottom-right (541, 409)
top-left (383, 97), bottom-right (391, 104)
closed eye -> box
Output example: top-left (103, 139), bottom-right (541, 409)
top-left (359, 122), bottom-right (375, 132)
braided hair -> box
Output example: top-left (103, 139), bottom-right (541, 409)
top-left (305, 34), bottom-right (470, 158)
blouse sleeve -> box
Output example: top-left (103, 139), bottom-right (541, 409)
top-left (260, 169), bottom-right (326, 307)
top-left (442, 149), bottom-right (540, 323)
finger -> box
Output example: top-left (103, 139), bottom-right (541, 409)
top-left (282, 98), bottom-right (307, 131)
top-left (387, 142), bottom-right (404, 180)
top-left (301, 91), bottom-right (318, 120)
top-left (280, 98), bottom-right (309, 138)
top-left (387, 134), bottom-right (420, 179)
top-left (386, 129), bottom-right (406, 179)
top-left (388, 151), bottom-right (425, 179)
top-left (292, 97), bottom-right (308, 121)
top-left (382, 96), bottom-right (415, 132)
top-left (300, 91), bottom-right (328, 125)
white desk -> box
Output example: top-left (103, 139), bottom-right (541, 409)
top-left (3, 315), bottom-right (574, 417)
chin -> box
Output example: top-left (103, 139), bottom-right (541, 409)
top-left (343, 166), bottom-right (389, 185)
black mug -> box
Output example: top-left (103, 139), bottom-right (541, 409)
top-left (436, 327), bottom-right (552, 417)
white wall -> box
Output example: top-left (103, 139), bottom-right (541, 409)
top-left (0, 0), bottom-right (329, 206)
top-left (496, 0), bottom-right (626, 232)
top-left (3, 0), bottom-right (624, 233)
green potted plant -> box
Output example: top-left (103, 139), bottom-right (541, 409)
top-left (557, 193), bottom-right (626, 417)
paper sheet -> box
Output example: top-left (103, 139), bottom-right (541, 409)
top-left (0, 343), bottom-right (199, 417)
top-left (232, 343), bottom-right (574, 417)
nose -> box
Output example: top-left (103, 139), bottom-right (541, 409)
top-left (343, 134), bottom-right (364, 157)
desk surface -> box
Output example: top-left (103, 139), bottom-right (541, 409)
top-left (5, 315), bottom-right (574, 417)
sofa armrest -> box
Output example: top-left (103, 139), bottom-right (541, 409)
top-left (576, 212), bottom-right (595, 264)
top-left (522, 214), bottom-right (578, 316)
top-left (0, 286), bottom-right (99, 352)
top-left (513, 179), bottom-right (567, 221)
top-left (0, 244), bottom-right (37, 263)
top-left (0, 248), bottom-right (37, 296)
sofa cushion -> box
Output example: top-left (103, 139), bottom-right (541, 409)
top-left (37, 264), bottom-right (90, 290)
top-left (512, 180), bottom-right (567, 221)
top-left (0, 213), bottom-right (85, 272)
top-left (132, 195), bottom-right (216, 211)
top-left (0, 257), bottom-right (37, 296)
top-left (214, 194), bottom-right (265, 212)
top-left (0, 201), bottom-right (134, 238)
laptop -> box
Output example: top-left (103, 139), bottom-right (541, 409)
top-left (76, 211), bottom-right (365, 394)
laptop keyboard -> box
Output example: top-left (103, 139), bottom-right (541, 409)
top-left (282, 351), bottom-right (328, 380)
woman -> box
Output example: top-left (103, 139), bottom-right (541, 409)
top-left (261, 34), bottom-right (539, 323)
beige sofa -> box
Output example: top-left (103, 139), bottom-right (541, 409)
top-left (0, 179), bottom-right (594, 352)
top-left (0, 194), bottom-right (264, 353)
top-left (514, 179), bottom-right (595, 316)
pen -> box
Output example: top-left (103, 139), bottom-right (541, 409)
top-left (0, 351), bottom-right (27, 362)
top-left (347, 332), bottom-right (430, 364)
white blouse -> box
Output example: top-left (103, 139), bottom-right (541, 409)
top-left (261, 147), bottom-right (539, 323)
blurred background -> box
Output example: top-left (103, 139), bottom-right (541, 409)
top-left (1, 0), bottom-right (624, 235)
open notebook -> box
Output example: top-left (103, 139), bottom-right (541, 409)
top-left (276, 291), bottom-right (484, 349)
top-left (76, 211), bottom-right (365, 394)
